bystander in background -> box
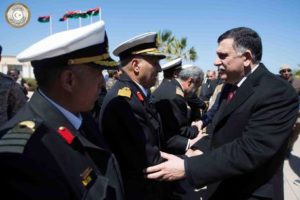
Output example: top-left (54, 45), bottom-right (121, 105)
top-left (0, 45), bottom-right (27, 127)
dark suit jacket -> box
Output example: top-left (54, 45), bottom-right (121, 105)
top-left (0, 73), bottom-right (27, 127)
top-left (185, 64), bottom-right (299, 200)
top-left (0, 91), bottom-right (124, 200)
top-left (99, 73), bottom-right (168, 200)
top-left (199, 79), bottom-right (219, 102)
top-left (153, 79), bottom-right (199, 154)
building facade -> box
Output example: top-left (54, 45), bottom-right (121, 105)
top-left (0, 55), bottom-right (34, 78)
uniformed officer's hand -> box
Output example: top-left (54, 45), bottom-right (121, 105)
top-left (191, 120), bottom-right (203, 133)
top-left (189, 131), bottom-right (207, 147)
top-left (185, 148), bottom-right (203, 157)
top-left (144, 151), bottom-right (185, 181)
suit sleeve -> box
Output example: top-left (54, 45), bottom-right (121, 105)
top-left (170, 96), bottom-right (199, 138)
top-left (185, 83), bottom-right (299, 188)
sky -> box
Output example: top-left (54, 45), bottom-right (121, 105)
top-left (1, 0), bottom-right (300, 74)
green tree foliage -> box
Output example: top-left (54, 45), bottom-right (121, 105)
top-left (157, 30), bottom-right (197, 62)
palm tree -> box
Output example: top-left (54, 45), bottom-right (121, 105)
top-left (157, 30), bottom-right (198, 62)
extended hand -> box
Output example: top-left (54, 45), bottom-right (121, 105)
top-left (191, 120), bottom-right (203, 133)
top-left (189, 132), bottom-right (208, 147)
top-left (185, 148), bottom-right (203, 157)
top-left (144, 151), bottom-right (185, 181)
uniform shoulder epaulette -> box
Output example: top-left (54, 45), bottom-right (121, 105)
top-left (0, 120), bottom-right (39, 154)
top-left (117, 87), bottom-right (131, 98)
top-left (176, 86), bottom-right (184, 97)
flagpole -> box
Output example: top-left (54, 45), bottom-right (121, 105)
top-left (67, 18), bottom-right (69, 30)
top-left (49, 16), bottom-right (53, 35)
top-left (79, 10), bottom-right (82, 27)
top-left (99, 8), bottom-right (101, 21)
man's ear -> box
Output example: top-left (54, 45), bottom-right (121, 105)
top-left (243, 50), bottom-right (252, 67)
top-left (187, 77), bottom-right (193, 87)
top-left (60, 69), bottom-right (76, 92)
top-left (131, 58), bottom-right (141, 74)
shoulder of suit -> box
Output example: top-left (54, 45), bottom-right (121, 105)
top-left (0, 120), bottom-right (41, 154)
top-left (176, 86), bottom-right (184, 97)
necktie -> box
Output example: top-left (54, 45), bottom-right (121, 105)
top-left (227, 85), bottom-right (237, 103)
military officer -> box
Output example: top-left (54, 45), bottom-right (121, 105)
top-left (153, 63), bottom-right (205, 200)
top-left (0, 21), bottom-right (124, 200)
top-left (99, 32), bottom-right (170, 199)
top-left (153, 60), bottom-right (204, 154)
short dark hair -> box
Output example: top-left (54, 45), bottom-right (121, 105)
top-left (8, 68), bottom-right (20, 75)
top-left (218, 27), bottom-right (262, 64)
top-left (33, 65), bottom-right (70, 89)
top-left (0, 45), bottom-right (2, 55)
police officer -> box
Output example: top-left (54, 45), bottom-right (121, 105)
top-left (0, 21), bottom-right (124, 200)
top-left (99, 32), bottom-right (169, 199)
top-left (0, 45), bottom-right (27, 127)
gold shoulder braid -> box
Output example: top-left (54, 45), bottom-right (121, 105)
top-left (176, 87), bottom-right (184, 97)
top-left (118, 87), bottom-right (131, 98)
top-left (0, 120), bottom-right (37, 154)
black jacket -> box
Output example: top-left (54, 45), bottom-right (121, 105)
top-left (153, 79), bottom-right (199, 154)
top-left (0, 91), bottom-right (124, 200)
top-left (99, 72), bottom-right (169, 200)
top-left (0, 73), bottom-right (27, 127)
top-left (186, 64), bottom-right (299, 200)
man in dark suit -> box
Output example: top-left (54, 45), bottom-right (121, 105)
top-left (145, 27), bottom-right (299, 200)
top-left (0, 21), bottom-right (124, 200)
top-left (99, 32), bottom-right (169, 200)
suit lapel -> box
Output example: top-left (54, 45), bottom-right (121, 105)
top-left (217, 82), bottom-right (254, 122)
top-left (213, 64), bottom-right (267, 127)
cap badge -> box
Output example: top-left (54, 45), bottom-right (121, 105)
top-left (117, 87), bottom-right (131, 98)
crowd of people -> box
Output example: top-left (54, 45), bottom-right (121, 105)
top-left (0, 21), bottom-right (299, 200)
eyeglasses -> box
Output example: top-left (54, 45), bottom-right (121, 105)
top-left (280, 69), bottom-right (291, 73)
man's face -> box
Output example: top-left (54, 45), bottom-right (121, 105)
top-left (280, 68), bottom-right (291, 80)
top-left (72, 64), bottom-right (103, 112)
top-left (206, 71), bottom-right (216, 80)
top-left (7, 70), bottom-right (19, 81)
top-left (218, 68), bottom-right (228, 82)
top-left (137, 56), bottom-right (162, 89)
top-left (214, 38), bottom-right (245, 84)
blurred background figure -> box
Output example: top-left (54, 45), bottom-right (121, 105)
top-left (7, 68), bottom-right (29, 96)
top-left (199, 70), bottom-right (219, 108)
top-left (0, 45), bottom-right (27, 127)
top-left (106, 69), bottom-right (122, 91)
top-left (278, 64), bottom-right (300, 158)
top-left (278, 64), bottom-right (300, 94)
